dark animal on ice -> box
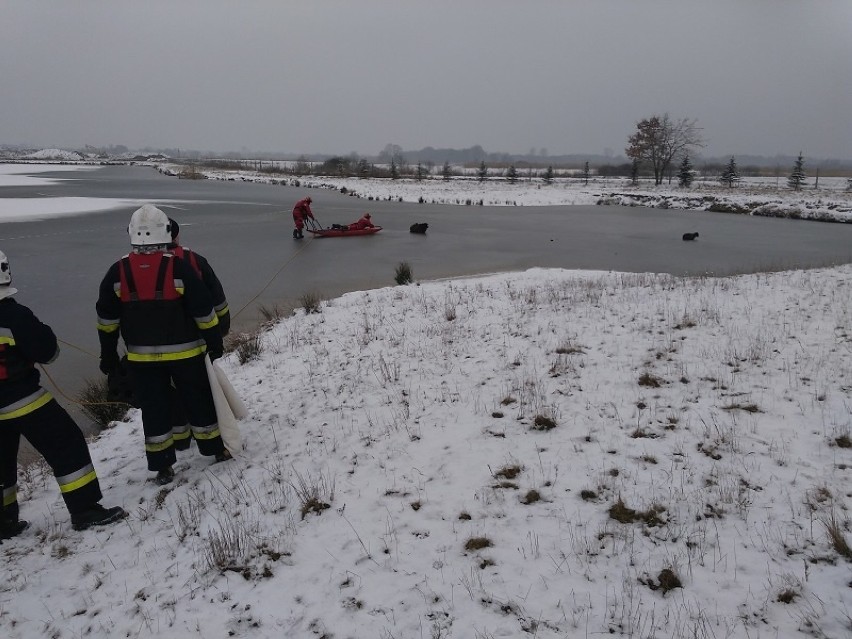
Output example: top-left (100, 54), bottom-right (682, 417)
top-left (682, 232), bottom-right (699, 241)
top-left (410, 223), bottom-right (429, 234)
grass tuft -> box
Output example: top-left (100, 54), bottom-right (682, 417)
top-left (394, 261), bottom-right (413, 285)
top-left (638, 371), bottom-right (664, 387)
top-left (493, 464), bottom-right (522, 480)
top-left (78, 378), bottom-right (129, 430)
top-left (521, 489), bottom-right (541, 505)
top-left (656, 568), bottom-right (682, 595)
top-left (299, 291), bottom-right (323, 314)
top-left (464, 536), bottom-right (493, 552)
top-left (531, 415), bottom-right (557, 431)
top-left (722, 402), bottom-right (761, 413)
top-left (257, 303), bottom-right (287, 324)
top-left (823, 512), bottom-right (852, 560)
top-left (230, 332), bottom-right (263, 365)
top-left (290, 469), bottom-right (335, 520)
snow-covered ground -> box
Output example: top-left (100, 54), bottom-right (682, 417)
top-left (4, 266), bottom-right (852, 638)
top-left (3, 163), bottom-right (852, 638)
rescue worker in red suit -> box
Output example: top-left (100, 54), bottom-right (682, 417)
top-left (96, 205), bottom-right (230, 486)
top-left (106, 216), bottom-right (232, 453)
top-left (292, 196), bottom-right (314, 239)
top-left (347, 212), bottom-right (375, 231)
top-left (0, 250), bottom-right (125, 538)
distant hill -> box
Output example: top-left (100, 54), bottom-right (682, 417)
top-left (2, 144), bottom-right (850, 171)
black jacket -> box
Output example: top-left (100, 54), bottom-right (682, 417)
top-left (169, 245), bottom-right (230, 335)
top-left (0, 297), bottom-right (58, 407)
top-left (96, 251), bottom-right (223, 364)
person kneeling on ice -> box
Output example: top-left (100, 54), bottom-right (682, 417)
top-left (346, 212), bottom-right (375, 231)
top-left (96, 205), bottom-right (231, 486)
top-left (0, 250), bottom-right (125, 537)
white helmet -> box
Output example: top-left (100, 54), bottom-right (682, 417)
top-left (128, 204), bottom-right (171, 247)
top-left (0, 250), bottom-right (17, 299)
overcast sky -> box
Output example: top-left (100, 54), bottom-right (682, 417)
top-left (2, 1), bottom-right (850, 160)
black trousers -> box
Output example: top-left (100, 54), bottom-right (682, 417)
top-left (129, 357), bottom-right (224, 471)
top-left (1, 397), bottom-right (103, 521)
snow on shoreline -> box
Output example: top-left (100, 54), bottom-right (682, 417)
top-left (1, 161), bottom-right (850, 224)
top-left (159, 162), bottom-right (852, 223)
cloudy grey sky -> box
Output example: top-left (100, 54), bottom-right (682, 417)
top-left (2, 0), bottom-right (851, 159)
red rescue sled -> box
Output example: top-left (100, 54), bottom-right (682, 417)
top-left (307, 226), bottom-right (382, 238)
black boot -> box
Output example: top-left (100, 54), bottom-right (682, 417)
top-left (214, 449), bottom-right (233, 463)
top-left (155, 466), bottom-right (175, 485)
top-left (0, 519), bottom-right (29, 540)
top-left (71, 504), bottom-right (127, 531)
top-left (293, 229), bottom-right (299, 239)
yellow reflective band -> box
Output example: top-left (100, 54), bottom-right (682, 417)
top-left (3, 489), bottom-right (16, 507)
top-left (192, 427), bottom-right (221, 441)
top-left (97, 322), bottom-right (120, 333)
top-left (196, 316), bottom-right (219, 330)
top-left (145, 437), bottom-right (175, 452)
top-left (0, 392), bottom-right (52, 420)
top-left (215, 305), bottom-right (229, 317)
top-left (127, 346), bottom-right (206, 362)
top-left (0, 336), bottom-right (15, 346)
top-left (59, 470), bottom-right (97, 494)
top-left (175, 287), bottom-right (185, 295)
top-left (172, 429), bottom-right (191, 441)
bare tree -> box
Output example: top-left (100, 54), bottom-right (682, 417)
top-left (625, 113), bottom-right (704, 185)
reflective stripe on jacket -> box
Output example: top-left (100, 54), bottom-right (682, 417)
top-left (96, 251), bottom-right (222, 364)
top-left (0, 299), bottom-right (59, 407)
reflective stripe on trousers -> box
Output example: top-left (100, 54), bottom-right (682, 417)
top-left (56, 463), bottom-right (97, 494)
top-left (145, 431), bottom-right (174, 453)
top-left (0, 389), bottom-right (52, 420)
top-left (191, 422), bottom-right (221, 441)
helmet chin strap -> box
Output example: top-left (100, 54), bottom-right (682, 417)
top-left (132, 244), bottom-right (168, 254)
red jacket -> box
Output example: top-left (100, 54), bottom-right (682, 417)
top-left (292, 199), bottom-right (314, 222)
top-left (96, 252), bottom-right (222, 364)
top-left (348, 215), bottom-right (374, 230)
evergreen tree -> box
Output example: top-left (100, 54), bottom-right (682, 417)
top-left (357, 159), bottom-right (370, 178)
top-left (477, 161), bottom-right (487, 182)
top-left (788, 152), bottom-right (806, 191)
top-left (442, 161), bottom-right (452, 181)
top-left (582, 161), bottom-right (591, 185)
top-left (542, 166), bottom-right (554, 185)
top-left (506, 165), bottom-right (518, 184)
top-left (677, 154), bottom-right (694, 187)
top-left (719, 156), bottom-right (740, 188)
top-left (630, 159), bottom-right (640, 186)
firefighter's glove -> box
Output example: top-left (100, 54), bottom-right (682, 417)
top-left (207, 345), bottom-right (224, 362)
top-left (99, 352), bottom-right (120, 375)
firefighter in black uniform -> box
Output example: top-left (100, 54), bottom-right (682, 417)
top-left (105, 217), bottom-right (232, 451)
top-left (96, 205), bottom-right (230, 486)
top-left (166, 217), bottom-right (231, 450)
top-left (168, 218), bottom-right (230, 336)
top-left (0, 250), bottom-right (125, 538)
